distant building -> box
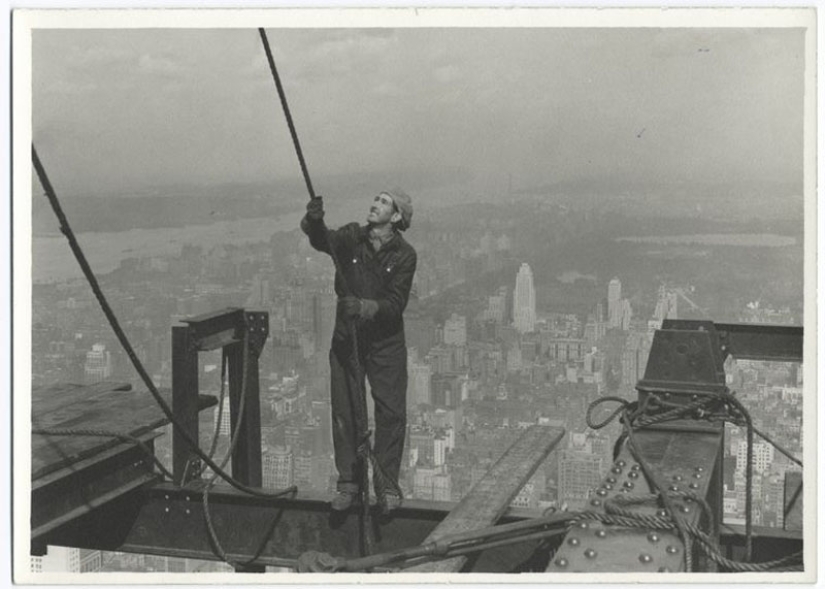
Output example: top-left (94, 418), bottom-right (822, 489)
top-left (513, 263), bottom-right (536, 334)
top-left (736, 440), bottom-right (775, 475)
top-left (31, 546), bottom-right (81, 573)
top-left (557, 434), bottom-right (605, 511)
top-left (653, 284), bottom-right (678, 323)
top-left (408, 358), bottom-right (432, 407)
top-left (413, 465), bottom-right (451, 501)
top-left (83, 343), bottom-right (112, 384)
top-left (263, 446), bottom-right (293, 489)
top-left (608, 278), bottom-right (622, 328)
top-left (443, 313), bottom-right (467, 346)
top-left (482, 286), bottom-right (509, 323)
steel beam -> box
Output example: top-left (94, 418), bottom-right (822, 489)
top-left (715, 323), bottom-right (802, 363)
top-left (36, 483), bottom-right (551, 571)
top-left (172, 324), bottom-right (200, 484)
top-left (549, 426), bottom-right (724, 572)
top-left (31, 435), bottom-right (162, 547)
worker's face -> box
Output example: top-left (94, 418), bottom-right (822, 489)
top-left (367, 193), bottom-right (401, 226)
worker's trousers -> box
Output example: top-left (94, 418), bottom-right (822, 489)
top-left (329, 335), bottom-right (407, 495)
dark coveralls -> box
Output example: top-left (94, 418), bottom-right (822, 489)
top-left (301, 216), bottom-right (417, 494)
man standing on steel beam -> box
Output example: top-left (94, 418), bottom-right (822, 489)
top-left (301, 190), bottom-right (417, 514)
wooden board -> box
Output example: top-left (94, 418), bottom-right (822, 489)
top-left (31, 382), bottom-right (216, 480)
top-left (408, 425), bottom-right (565, 572)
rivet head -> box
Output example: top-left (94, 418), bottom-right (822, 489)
top-left (604, 483), bottom-right (614, 490)
top-left (685, 496), bottom-right (694, 503)
top-left (623, 481), bottom-right (634, 489)
top-left (590, 499), bottom-right (602, 507)
top-left (694, 473), bottom-right (703, 479)
top-left (611, 466), bottom-right (622, 475)
top-left (578, 521), bottom-right (589, 529)
top-left (689, 482), bottom-right (699, 490)
top-left (617, 459), bottom-right (627, 467)
top-left (691, 395), bottom-right (698, 401)
top-left (165, 494), bottom-right (170, 500)
top-left (185, 508), bottom-right (191, 515)
top-left (647, 532), bottom-right (660, 543)
top-left (584, 548), bottom-right (598, 559)
top-left (164, 507), bottom-right (170, 513)
top-left (631, 464), bottom-right (641, 471)
top-left (596, 489), bottom-right (608, 497)
top-left (555, 557), bottom-right (568, 568)
top-left (567, 537), bottom-right (580, 546)
top-left (621, 488), bottom-right (630, 493)
top-left (680, 505), bottom-right (690, 513)
top-left (672, 475), bottom-right (683, 482)
top-left (639, 553), bottom-right (653, 564)
top-left (658, 567), bottom-right (672, 572)
top-left (657, 509), bottom-right (668, 517)
top-left (628, 471), bottom-right (639, 479)
top-left (595, 529), bottom-right (607, 538)
top-left (666, 545), bottom-right (679, 554)
top-left (668, 485), bottom-right (679, 492)
top-left (695, 466), bottom-right (705, 473)
top-left (606, 476), bottom-right (617, 484)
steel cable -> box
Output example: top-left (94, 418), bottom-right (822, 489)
top-left (257, 27), bottom-right (403, 555)
top-left (585, 390), bottom-right (803, 570)
top-left (31, 145), bottom-right (296, 501)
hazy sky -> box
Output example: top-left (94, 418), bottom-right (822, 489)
top-left (32, 26), bottom-right (804, 196)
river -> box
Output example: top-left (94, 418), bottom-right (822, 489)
top-left (31, 213), bottom-right (304, 284)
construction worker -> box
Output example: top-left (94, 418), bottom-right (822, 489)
top-left (301, 190), bottom-right (416, 514)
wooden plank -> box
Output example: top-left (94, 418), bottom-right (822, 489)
top-left (408, 425), bottom-right (565, 572)
top-left (31, 382), bottom-right (132, 417)
top-left (32, 382), bottom-right (216, 480)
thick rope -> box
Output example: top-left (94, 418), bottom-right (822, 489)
top-left (32, 145), bottom-right (296, 502)
top-left (257, 28), bottom-right (402, 555)
top-left (586, 391), bottom-right (802, 570)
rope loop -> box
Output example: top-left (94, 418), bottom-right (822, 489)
top-left (584, 388), bottom-right (803, 572)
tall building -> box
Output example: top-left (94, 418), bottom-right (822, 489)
top-left (558, 434), bottom-right (605, 511)
top-left (408, 359), bottom-right (432, 408)
top-left (513, 263), bottom-right (536, 334)
top-left (31, 546), bottom-right (81, 573)
top-left (607, 278), bottom-right (622, 328)
top-left (483, 286), bottom-right (509, 323)
top-left (263, 446), bottom-right (294, 489)
top-left (443, 313), bottom-right (467, 346)
top-left (83, 343), bottom-right (112, 384)
top-left (653, 284), bottom-right (679, 323)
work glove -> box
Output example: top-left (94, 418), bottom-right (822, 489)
top-left (338, 297), bottom-right (379, 321)
top-left (339, 296), bottom-right (363, 320)
top-left (306, 195), bottom-right (325, 221)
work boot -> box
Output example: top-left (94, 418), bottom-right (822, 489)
top-left (330, 490), bottom-right (358, 511)
top-left (380, 493), bottom-right (402, 515)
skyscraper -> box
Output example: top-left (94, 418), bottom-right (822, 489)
top-left (443, 313), bottom-right (467, 346)
top-left (608, 277), bottom-right (622, 328)
top-left (513, 263), bottom-right (536, 334)
top-left (83, 343), bottom-right (112, 384)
